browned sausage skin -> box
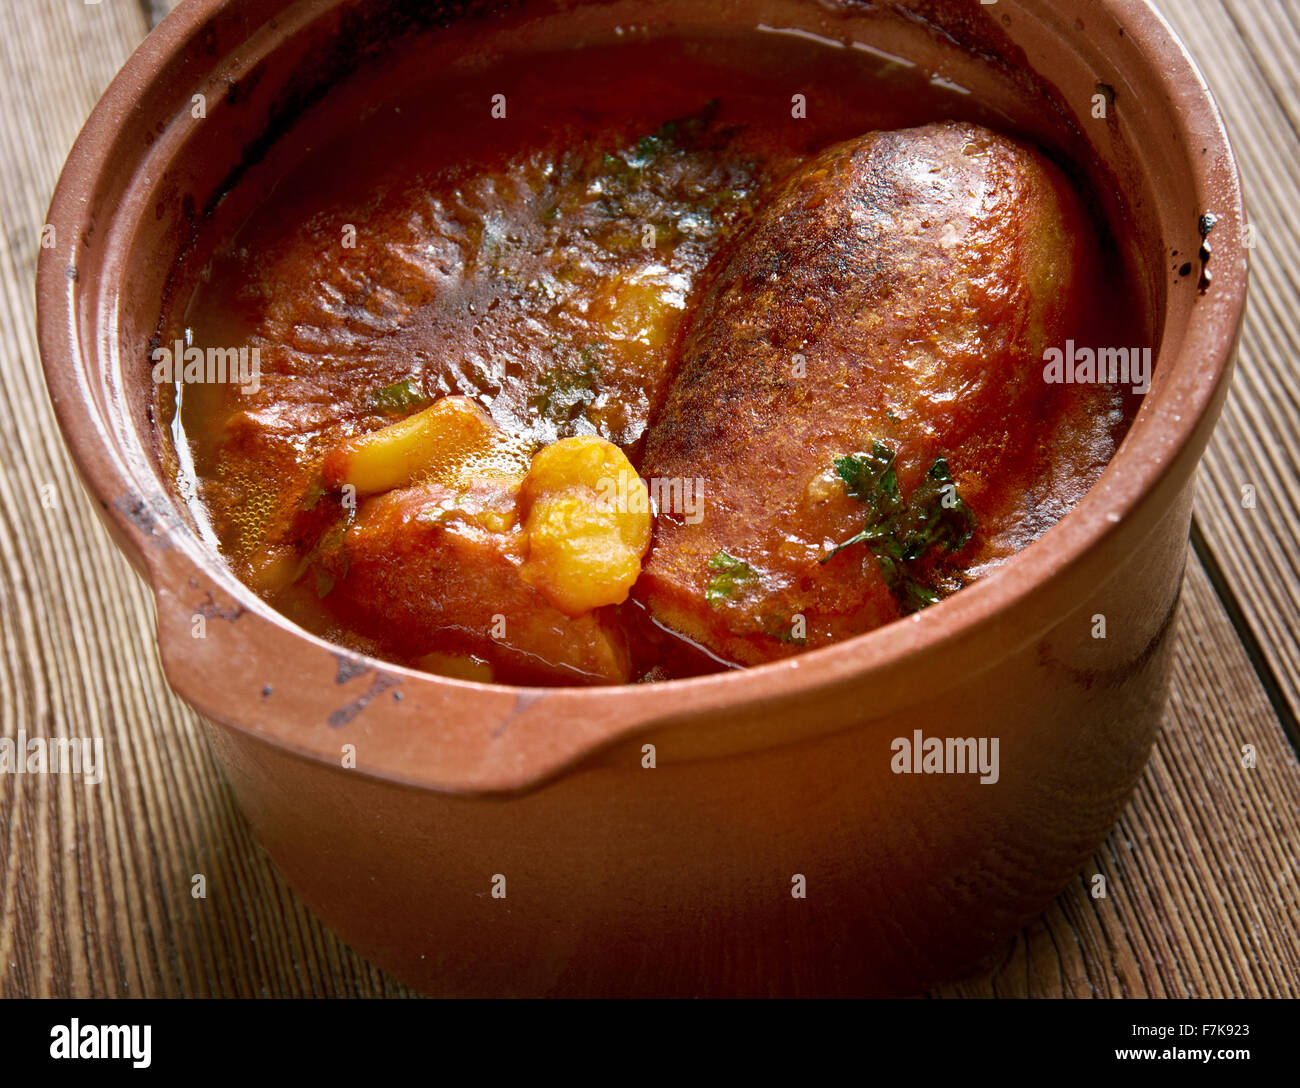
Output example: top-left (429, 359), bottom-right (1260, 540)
top-left (638, 121), bottom-right (1104, 666)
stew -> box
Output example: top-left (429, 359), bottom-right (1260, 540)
top-left (159, 28), bottom-right (1145, 685)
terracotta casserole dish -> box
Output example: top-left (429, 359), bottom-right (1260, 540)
top-left (37, 0), bottom-right (1247, 995)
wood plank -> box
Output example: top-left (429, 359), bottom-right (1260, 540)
top-left (143, 1), bottom-right (181, 30)
top-left (1156, 0), bottom-right (1300, 730)
top-left (1, 0), bottom-right (1296, 999)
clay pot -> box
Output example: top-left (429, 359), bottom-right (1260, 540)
top-left (37, 0), bottom-right (1246, 995)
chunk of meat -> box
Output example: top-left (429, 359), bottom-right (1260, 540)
top-left (638, 121), bottom-right (1098, 665)
top-left (330, 479), bottom-right (632, 684)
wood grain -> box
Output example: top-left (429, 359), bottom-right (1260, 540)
top-left (1, 0), bottom-right (1297, 999)
top-left (1160, 0), bottom-right (1300, 734)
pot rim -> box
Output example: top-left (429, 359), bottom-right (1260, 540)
top-left (36, 0), bottom-right (1248, 794)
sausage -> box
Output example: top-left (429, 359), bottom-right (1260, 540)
top-left (637, 121), bottom-right (1099, 665)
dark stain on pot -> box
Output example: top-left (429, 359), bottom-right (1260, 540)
top-left (1037, 584), bottom-right (1183, 692)
top-left (206, 0), bottom-right (528, 222)
top-left (195, 590), bottom-right (246, 623)
top-left (328, 672), bottom-right (401, 728)
top-left (112, 491), bottom-right (177, 548)
top-left (332, 649), bottom-right (373, 685)
top-left (494, 690), bottom-right (550, 737)
top-left (1199, 211), bottom-right (1218, 291)
top-left (154, 1), bottom-right (532, 353)
top-left (224, 67), bottom-right (264, 108)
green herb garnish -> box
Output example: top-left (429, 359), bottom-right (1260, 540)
top-left (415, 498), bottom-right (461, 525)
top-left (891, 459), bottom-right (975, 561)
top-left (706, 551), bottom-right (756, 605)
top-left (289, 499), bottom-right (354, 599)
top-left (311, 565), bottom-right (337, 600)
top-left (823, 443), bottom-right (975, 613)
top-left (630, 99), bottom-right (721, 166)
top-left (367, 378), bottom-right (428, 415)
top-left (764, 614), bottom-right (807, 646)
top-left (532, 342), bottom-right (604, 424)
top-left (300, 479), bottom-right (326, 512)
top-left (831, 442), bottom-right (904, 530)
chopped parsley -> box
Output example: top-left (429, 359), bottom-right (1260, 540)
top-left (706, 550), bottom-right (756, 605)
top-left (290, 509), bottom-right (352, 599)
top-left (592, 99), bottom-right (747, 236)
top-left (531, 341), bottom-right (610, 425)
top-left (367, 378), bottom-right (428, 415)
top-left (300, 479), bottom-right (327, 512)
top-left (629, 99), bottom-right (721, 166)
top-left (764, 613), bottom-right (807, 646)
top-left (823, 443), bottom-right (975, 613)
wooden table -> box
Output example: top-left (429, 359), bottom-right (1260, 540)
top-left (2, 0), bottom-right (1297, 999)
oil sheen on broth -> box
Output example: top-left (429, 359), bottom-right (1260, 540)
top-left (163, 28), bottom-right (1144, 686)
